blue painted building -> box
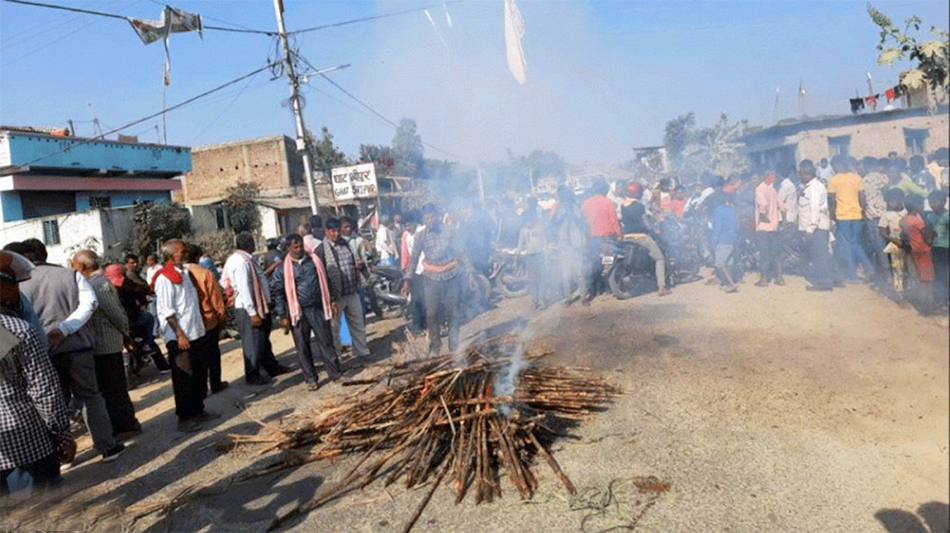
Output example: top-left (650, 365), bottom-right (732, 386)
top-left (0, 127), bottom-right (190, 222)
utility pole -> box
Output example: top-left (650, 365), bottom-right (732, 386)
top-left (273, 0), bottom-right (319, 215)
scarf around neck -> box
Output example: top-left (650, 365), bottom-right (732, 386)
top-left (283, 252), bottom-right (333, 324)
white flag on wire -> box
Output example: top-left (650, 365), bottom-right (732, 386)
top-left (127, 6), bottom-right (202, 45)
top-left (504, 0), bottom-right (526, 85)
top-left (127, 6), bottom-right (202, 86)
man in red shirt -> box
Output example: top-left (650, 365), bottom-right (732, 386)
top-left (581, 179), bottom-right (620, 300)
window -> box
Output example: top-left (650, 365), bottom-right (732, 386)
top-left (904, 128), bottom-right (928, 155)
top-left (42, 220), bottom-right (60, 245)
top-left (215, 207), bottom-right (227, 230)
top-left (89, 196), bottom-right (111, 209)
top-left (828, 135), bottom-right (851, 157)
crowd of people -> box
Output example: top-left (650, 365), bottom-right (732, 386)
top-left (0, 145), bottom-right (947, 499)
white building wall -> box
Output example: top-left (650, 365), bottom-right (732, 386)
top-left (1, 210), bottom-right (107, 266)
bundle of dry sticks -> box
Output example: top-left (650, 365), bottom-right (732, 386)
top-left (229, 335), bottom-right (619, 531)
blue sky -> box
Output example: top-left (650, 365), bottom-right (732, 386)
top-left (1, 0), bottom-right (947, 166)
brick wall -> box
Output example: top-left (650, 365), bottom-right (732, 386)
top-left (796, 113), bottom-right (949, 162)
top-left (181, 135), bottom-right (304, 202)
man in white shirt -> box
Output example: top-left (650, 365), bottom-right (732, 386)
top-left (375, 216), bottom-right (398, 267)
top-left (154, 239), bottom-right (218, 432)
top-left (816, 158), bottom-right (834, 182)
top-left (222, 232), bottom-right (289, 386)
top-left (797, 160), bottom-right (834, 291)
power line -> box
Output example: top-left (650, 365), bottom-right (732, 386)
top-left (288, 0), bottom-right (465, 35)
top-left (17, 62), bottom-right (279, 167)
top-left (295, 53), bottom-right (460, 159)
top-left (2, 0), bottom-right (277, 35)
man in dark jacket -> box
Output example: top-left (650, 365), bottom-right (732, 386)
top-left (273, 234), bottom-right (341, 390)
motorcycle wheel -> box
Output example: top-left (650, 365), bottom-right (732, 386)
top-left (366, 290), bottom-right (386, 320)
top-left (608, 262), bottom-right (652, 300)
top-left (495, 271), bottom-right (529, 298)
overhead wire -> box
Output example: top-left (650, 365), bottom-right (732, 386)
top-left (288, 0), bottom-right (465, 35)
top-left (16, 61), bottom-right (280, 167)
top-left (1, 0), bottom-right (277, 35)
top-left (294, 53), bottom-right (461, 159)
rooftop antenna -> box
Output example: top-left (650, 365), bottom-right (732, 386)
top-left (88, 102), bottom-right (103, 136)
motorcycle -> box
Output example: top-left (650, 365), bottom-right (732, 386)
top-left (364, 263), bottom-right (408, 320)
top-left (488, 247), bottom-right (529, 298)
top-left (605, 220), bottom-right (703, 300)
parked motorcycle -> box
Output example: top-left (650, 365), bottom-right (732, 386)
top-left (364, 263), bottom-right (408, 319)
top-left (488, 247), bottom-right (529, 298)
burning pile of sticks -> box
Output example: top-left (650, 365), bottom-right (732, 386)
top-left (230, 335), bottom-right (619, 531)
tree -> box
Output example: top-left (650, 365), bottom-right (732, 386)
top-left (663, 112), bottom-right (696, 162)
top-left (358, 144), bottom-right (395, 175)
top-left (307, 126), bottom-right (347, 180)
top-left (868, 4), bottom-right (949, 110)
top-left (222, 181), bottom-right (261, 234)
top-left (130, 201), bottom-right (191, 258)
top-left (391, 118), bottom-right (425, 177)
top-left (682, 113), bottom-right (749, 178)
top-left (525, 150), bottom-right (566, 183)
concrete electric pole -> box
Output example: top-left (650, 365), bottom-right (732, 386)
top-left (273, 0), bottom-right (319, 215)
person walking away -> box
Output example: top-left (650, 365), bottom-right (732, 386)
top-left (342, 216), bottom-right (370, 314)
top-left (798, 160), bottom-right (835, 291)
top-left (317, 218), bottom-right (371, 363)
top-left (222, 232), bottom-right (290, 386)
top-left (18, 241), bottom-right (125, 462)
top-left (878, 188), bottom-right (909, 295)
top-left (754, 172), bottom-right (784, 286)
top-left (517, 200), bottom-right (547, 309)
top-left (403, 203), bottom-right (471, 357)
top-left (274, 234), bottom-right (341, 390)
top-left (901, 194), bottom-right (936, 314)
top-left (709, 193), bottom-right (739, 293)
top-left (582, 178), bottom-right (622, 301)
top-left (153, 239), bottom-right (219, 432)
top-left (550, 185), bottom-right (588, 305)
top-left (185, 245), bottom-right (228, 394)
top-left (375, 215), bottom-right (399, 268)
top-left (72, 251), bottom-right (141, 440)
top-left (925, 190), bottom-right (949, 308)
top-left (620, 182), bottom-right (672, 296)
top-left (827, 155), bottom-right (875, 282)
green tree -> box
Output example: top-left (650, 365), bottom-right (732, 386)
top-left (307, 126), bottom-right (347, 180)
top-left (663, 112), bottom-right (696, 162)
top-left (223, 181), bottom-right (261, 234)
top-left (130, 201), bottom-right (191, 258)
top-left (868, 4), bottom-right (949, 110)
top-left (391, 118), bottom-right (425, 177)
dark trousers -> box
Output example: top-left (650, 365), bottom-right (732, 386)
top-left (203, 326), bottom-right (224, 392)
top-left (167, 338), bottom-right (207, 421)
top-left (755, 231), bottom-right (781, 280)
top-left (129, 311), bottom-right (170, 370)
top-left (94, 352), bottom-right (139, 435)
top-left (0, 452), bottom-right (61, 497)
top-left (292, 307), bottom-right (341, 384)
top-left (933, 247), bottom-right (949, 304)
top-left (807, 229), bottom-right (834, 289)
top-left (424, 275), bottom-right (461, 355)
top-left (235, 309), bottom-right (281, 380)
top-left (409, 276), bottom-right (427, 333)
